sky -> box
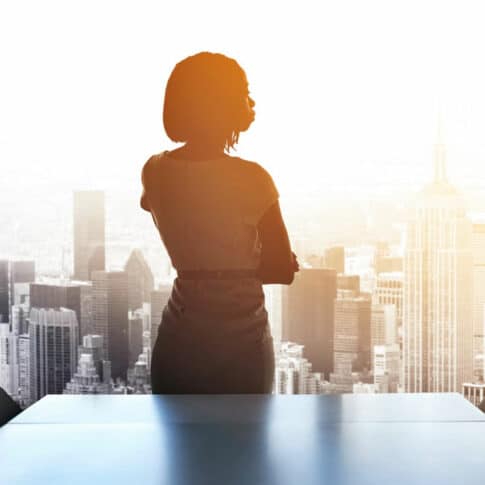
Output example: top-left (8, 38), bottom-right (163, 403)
top-left (2, 0), bottom-right (485, 201)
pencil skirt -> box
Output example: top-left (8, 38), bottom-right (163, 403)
top-left (151, 317), bottom-right (275, 395)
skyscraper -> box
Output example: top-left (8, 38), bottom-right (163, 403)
top-left (9, 261), bottom-right (35, 310)
top-left (332, 293), bottom-right (372, 379)
top-left (124, 249), bottom-right (154, 311)
top-left (73, 190), bottom-right (105, 281)
top-left (64, 335), bottom-right (111, 394)
top-left (471, 219), bottom-right (485, 380)
top-left (92, 271), bottom-right (129, 380)
top-left (325, 246), bottom-right (345, 274)
top-left (150, 285), bottom-right (171, 350)
top-left (18, 333), bottom-right (30, 407)
top-left (0, 260), bottom-right (9, 323)
top-left (403, 136), bottom-right (473, 393)
top-left (30, 280), bottom-right (92, 340)
top-left (337, 274), bottom-right (360, 294)
top-left (274, 342), bottom-right (332, 395)
top-left (263, 285), bottom-right (283, 343)
top-left (373, 343), bottom-right (400, 393)
top-left (374, 272), bottom-right (403, 326)
top-left (128, 310), bottom-right (143, 367)
top-left (0, 324), bottom-right (12, 394)
top-left (371, 304), bottom-right (397, 350)
top-left (28, 307), bottom-right (78, 402)
top-left (282, 268), bottom-right (337, 378)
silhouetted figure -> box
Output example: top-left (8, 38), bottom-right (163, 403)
top-left (141, 52), bottom-right (298, 394)
top-left (0, 386), bottom-right (21, 426)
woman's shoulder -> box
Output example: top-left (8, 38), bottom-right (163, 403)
top-left (142, 150), bottom-right (273, 181)
top-left (229, 156), bottom-right (273, 180)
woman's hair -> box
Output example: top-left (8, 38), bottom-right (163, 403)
top-left (163, 52), bottom-right (251, 151)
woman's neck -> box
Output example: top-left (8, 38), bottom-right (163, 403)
top-left (169, 143), bottom-right (228, 162)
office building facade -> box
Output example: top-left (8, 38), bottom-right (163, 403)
top-left (403, 140), bottom-right (473, 392)
top-left (28, 307), bottom-right (78, 402)
top-left (92, 271), bottom-right (129, 380)
top-left (282, 268), bottom-right (337, 378)
top-left (73, 190), bottom-right (105, 281)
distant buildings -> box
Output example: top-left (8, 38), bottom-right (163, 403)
top-left (373, 344), bottom-right (400, 393)
top-left (0, 324), bottom-right (13, 394)
top-left (128, 310), bottom-right (144, 368)
top-left (18, 334), bottom-right (30, 407)
top-left (64, 335), bottom-right (111, 394)
top-left (30, 280), bottom-right (92, 340)
top-left (325, 246), bottom-right (345, 274)
top-left (274, 342), bottom-right (335, 394)
top-left (371, 304), bottom-right (397, 350)
top-left (463, 382), bottom-right (485, 408)
top-left (374, 273), bottom-right (403, 326)
top-left (0, 260), bottom-right (35, 325)
top-left (9, 261), bottom-right (35, 309)
top-left (282, 268), bottom-right (337, 378)
top-left (263, 285), bottom-right (283, 343)
top-left (150, 286), bottom-right (171, 350)
top-left (0, 261), bottom-right (9, 323)
top-left (330, 292), bottom-right (372, 392)
top-left (124, 249), bottom-right (154, 311)
top-left (403, 137), bottom-right (473, 393)
top-left (29, 307), bottom-right (78, 402)
top-left (92, 271), bottom-right (129, 381)
top-left (73, 190), bottom-right (105, 281)
top-left (337, 274), bottom-right (360, 293)
top-left (471, 219), bottom-right (485, 380)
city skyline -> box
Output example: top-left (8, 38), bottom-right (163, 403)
top-left (1, 1), bottom-right (485, 410)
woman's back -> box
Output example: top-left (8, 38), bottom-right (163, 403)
top-left (142, 151), bottom-right (278, 272)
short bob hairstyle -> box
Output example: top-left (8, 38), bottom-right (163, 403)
top-left (163, 52), bottom-right (251, 151)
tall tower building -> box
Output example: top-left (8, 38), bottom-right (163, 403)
top-left (263, 285), bottom-right (283, 343)
top-left (471, 219), bottom-right (485, 380)
top-left (73, 190), bottom-right (105, 281)
top-left (18, 333), bottom-right (30, 407)
top-left (9, 261), bottom-right (35, 310)
top-left (374, 272), bottom-right (403, 326)
top-left (403, 134), bottom-right (473, 393)
top-left (30, 280), bottom-right (92, 340)
top-left (64, 334), bottom-right (111, 394)
top-left (274, 342), bottom-right (330, 395)
top-left (28, 307), bottom-right (78, 402)
top-left (128, 310), bottom-right (143, 368)
top-left (337, 274), bottom-right (360, 294)
top-left (371, 304), bottom-right (397, 349)
top-left (0, 323), bottom-right (12, 394)
top-left (0, 260), bottom-right (9, 323)
top-left (150, 285), bottom-right (171, 350)
top-left (282, 268), bottom-right (337, 378)
top-left (124, 249), bottom-right (154, 311)
top-left (92, 271), bottom-right (129, 380)
top-left (325, 246), bottom-right (345, 274)
top-left (332, 293), bottom-right (372, 378)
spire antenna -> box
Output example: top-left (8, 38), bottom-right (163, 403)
top-left (434, 113), bottom-right (447, 183)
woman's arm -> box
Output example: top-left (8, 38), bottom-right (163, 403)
top-left (140, 187), bottom-right (150, 212)
top-left (140, 158), bottom-right (153, 212)
top-left (257, 201), bottom-right (299, 284)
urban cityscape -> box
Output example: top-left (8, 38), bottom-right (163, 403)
top-left (1, 133), bottom-right (484, 410)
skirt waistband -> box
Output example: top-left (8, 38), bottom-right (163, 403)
top-left (178, 269), bottom-right (259, 280)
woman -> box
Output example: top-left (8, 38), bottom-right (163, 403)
top-left (141, 52), bottom-right (298, 394)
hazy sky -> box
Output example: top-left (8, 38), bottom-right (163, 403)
top-left (2, 0), bottom-right (485, 200)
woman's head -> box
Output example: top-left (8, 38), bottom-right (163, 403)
top-left (163, 52), bottom-right (255, 151)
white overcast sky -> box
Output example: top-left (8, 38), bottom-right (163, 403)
top-left (2, 0), bottom-right (485, 200)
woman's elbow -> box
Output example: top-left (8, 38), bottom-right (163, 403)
top-left (282, 270), bottom-right (295, 285)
